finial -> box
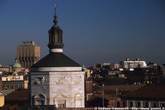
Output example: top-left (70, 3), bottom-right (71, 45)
top-left (53, 0), bottom-right (58, 26)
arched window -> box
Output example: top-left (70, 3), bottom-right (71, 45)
top-left (129, 101), bottom-right (133, 107)
top-left (144, 101), bottom-right (149, 108)
top-left (32, 94), bottom-right (46, 106)
top-left (136, 101), bottom-right (141, 108)
top-left (117, 101), bottom-right (120, 107)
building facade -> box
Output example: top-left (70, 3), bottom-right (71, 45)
top-left (122, 58), bottom-right (147, 69)
top-left (30, 9), bottom-right (85, 108)
top-left (2, 75), bottom-right (28, 90)
top-left (16, 41), bottom-right (40, 68)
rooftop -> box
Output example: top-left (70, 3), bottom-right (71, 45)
top-left (32, 52), bottom-right (81, 68)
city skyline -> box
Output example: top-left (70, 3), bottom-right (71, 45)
top-left (0, 0), bottom-right (165, 66)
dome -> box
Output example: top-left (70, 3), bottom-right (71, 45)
top-left (32, 52), bottom-right (80, 68)
top-left (13, 62), bottom-right (22, 68)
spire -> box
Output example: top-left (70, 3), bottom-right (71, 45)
top-left (53, 0), bottom-right (58, 26)
top-left (48, 0), bottom-right (64, 53)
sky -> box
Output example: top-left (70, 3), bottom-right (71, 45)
top-left (0, 0), bottom-right (165, 66)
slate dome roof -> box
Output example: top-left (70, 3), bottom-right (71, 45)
top-left (32, 52), bottom-right (81, 67)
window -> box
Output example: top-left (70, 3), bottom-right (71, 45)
top-left (152, 102), bottom-right (158, 107)
top-left (32, 94), bottom-right (46, 106)
top-left (136, 101), bottom-right (141, 108)
top-left (129, 101), bottom-right (133, 107)
top-left (123, 101), bottom-right (126, 107)
top-left (144, 101), bottom-right (149, 108)
top-left (160, 103), bottom-right (165, 107)
top-left (117, 101), bottom-right (120, 107)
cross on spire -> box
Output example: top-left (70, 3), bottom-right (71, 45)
top-left (53, 0), bottom-right (58, 26)
top-left (54, 0), bottom-right (57, 17)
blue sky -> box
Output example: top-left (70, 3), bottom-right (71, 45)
top-left (0, 0), bottom-right (165, 66)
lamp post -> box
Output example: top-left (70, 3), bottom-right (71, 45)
top-left (102, 84), bottom-right (104, 108)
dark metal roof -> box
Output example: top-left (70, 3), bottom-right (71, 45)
top-left (32, 52), bottom-right (81, 67)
